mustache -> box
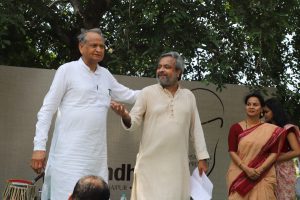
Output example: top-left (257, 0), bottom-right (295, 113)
top-left (157, 73), bottom-right (167, 77)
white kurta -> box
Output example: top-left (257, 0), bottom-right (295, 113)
top-left (33, 58), bottom-right (138, 200)
top-left (123, 84), bottom-right (209, 200)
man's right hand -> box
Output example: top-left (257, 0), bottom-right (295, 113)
top-left (110, 101), bottom-right (132, 128)
top-left (110, 101), bottom-right (129, 118)
top-left (31, 150), bottom-right (46, 174)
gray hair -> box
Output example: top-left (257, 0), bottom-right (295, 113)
top-left (159, 51), bottom-right (185, 80)
top-left (77, 28), bottom-right (105, 43)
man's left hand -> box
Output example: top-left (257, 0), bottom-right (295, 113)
top-left (198, 159), bottom-right (208, 176)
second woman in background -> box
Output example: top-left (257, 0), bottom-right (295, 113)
top-left (264, 98), bottom-right (300, 200)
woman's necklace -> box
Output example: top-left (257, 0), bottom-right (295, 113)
top-left (245, 119), bottom-right (261, 129)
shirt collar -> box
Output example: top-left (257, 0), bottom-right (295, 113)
top-left (79, 57), bottom-right (101, 75)
top-left (157, 83), bottom-right (182, 96)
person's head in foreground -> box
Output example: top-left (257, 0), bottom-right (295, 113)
top-left (69, 175), bottom-right (110, 200)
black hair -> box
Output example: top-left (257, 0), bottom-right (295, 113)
top-left (71, 175), bottom-right (110, 200)
top-left (244, 91), bottom-right (265, 107)
top-left (265, 98), bottom-right (290, 127)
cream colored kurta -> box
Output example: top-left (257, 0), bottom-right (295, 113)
top-left (123, 84), bottom-right (209, 200)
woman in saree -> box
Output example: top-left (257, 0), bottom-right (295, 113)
top-left (264, 97), bottom-right (300, 200)
top-left (226, 92), bottom-right (285, 199)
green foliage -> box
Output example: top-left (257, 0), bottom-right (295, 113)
top-left (0, 0), bottom-right (299, 124)
top-left (226, 0), bottom-right (300, 124)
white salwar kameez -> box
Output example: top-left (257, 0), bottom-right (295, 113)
top-left (34, 58), bottom-right (138, 200)
top-left (123, 84), bottom-right (209, 200)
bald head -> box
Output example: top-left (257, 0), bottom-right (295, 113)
top-left (69, 175), bottom-right (110, 200)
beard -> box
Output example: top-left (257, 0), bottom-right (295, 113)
top-left (156, 74), bottom-right (178, 87)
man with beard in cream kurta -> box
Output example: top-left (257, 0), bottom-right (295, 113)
top-left (30, 28), bottom-right (139, 200)
top-left (111, 51), bottom-right (210, 200)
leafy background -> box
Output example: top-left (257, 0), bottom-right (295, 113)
top-left (1, 0), bottom-right (299, 125)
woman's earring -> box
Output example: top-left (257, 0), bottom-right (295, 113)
top-left (260, 112), bottom-right (264, 118)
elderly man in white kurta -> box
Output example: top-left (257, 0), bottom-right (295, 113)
top-left (111, 51), bottom-right (210, 200)
top-left (30, 28), bottom-right (138, 200)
